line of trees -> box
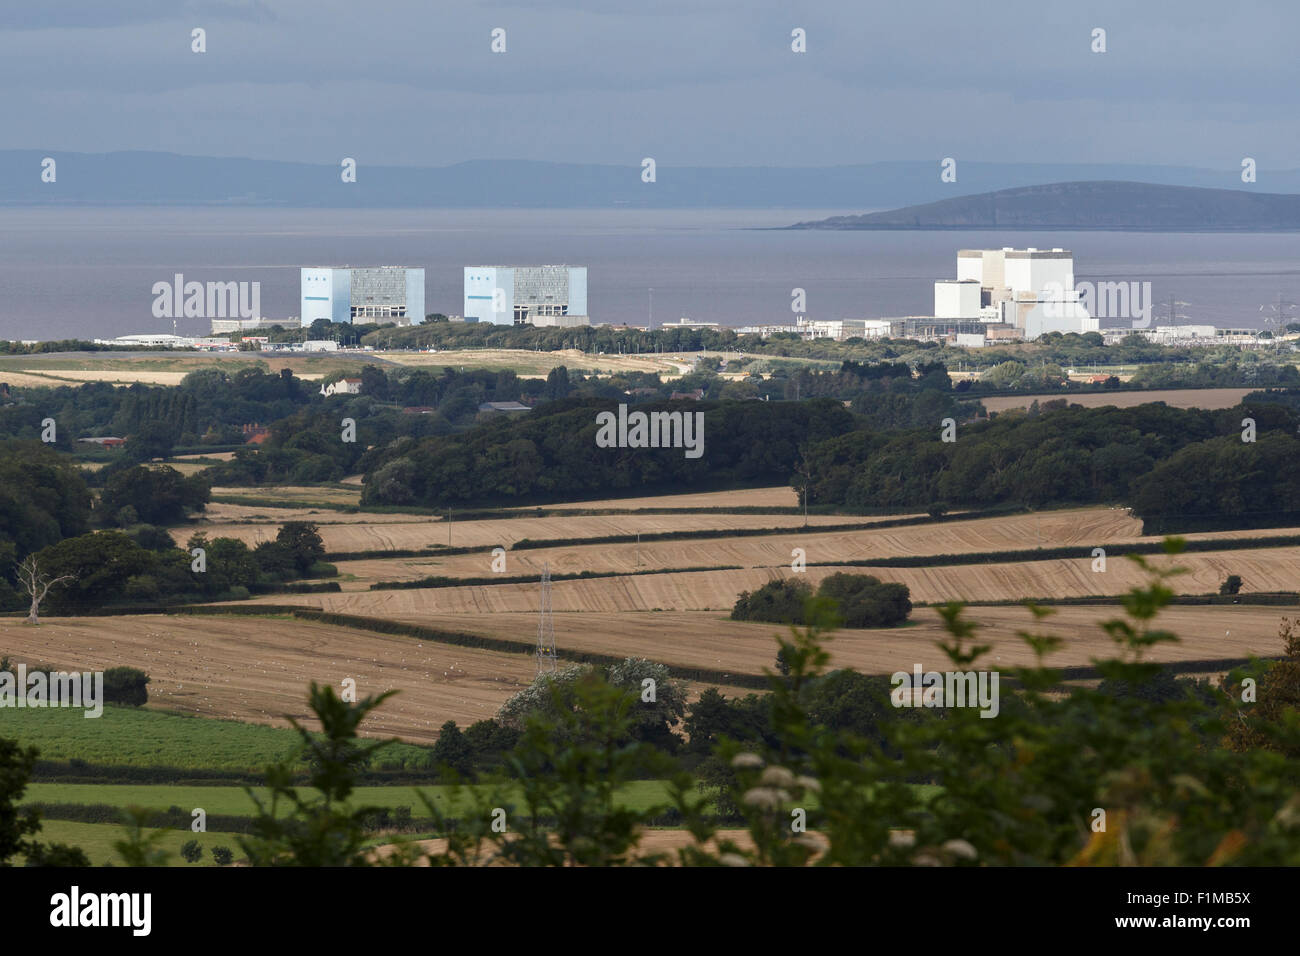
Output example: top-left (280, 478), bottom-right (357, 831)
top-left (799, 397), bottom-right (1300, 530)
top-left (360, 397), bottom-right (855, 507)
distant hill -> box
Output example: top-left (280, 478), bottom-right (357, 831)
top-left (4, 152), bottom-right (1300, 209)
top-left (787, 181), bottom-right (1300, 231)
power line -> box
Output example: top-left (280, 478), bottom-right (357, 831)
top-left (536, 563), bottom-right (557, 675)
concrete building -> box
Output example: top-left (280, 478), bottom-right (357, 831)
top-left (463, 265), bottom-right (587, 326)
top-left (92, 333), bottom-right (197, 348)
top-left (529, 314), bottom-right (591, 328)
top-left (1108, 325), bottom-right (1218, 345)
top-left (934, 279), bottom-right (982, 319)
top-left (301, 267), bottom-right (425, 326)
top-left (737, 318), bottom-right (893, 341)
top-left (210, 317), bottom-right (291, 335)
top-left (736, 323), bottom-right (801, 337)
top-left (945, 248), bottom-right (1097, 339)
top-left (663, 317), bottom-right (719, 329)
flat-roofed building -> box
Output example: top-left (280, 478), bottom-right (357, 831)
top-left (301, 266), bottom-right (425, 326)
top-left (934, 279), bottom-right (982, 319)
top-left (464, 265), bottom-right (587, 325)
top-left (950, 248), bottom-right (1094, 338)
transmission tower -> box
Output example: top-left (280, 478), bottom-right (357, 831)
top-left (1260, 294), bottom-right (1298, 335)
top-left (1155, 293), bottom-right (1189, 326)
top-left (536, 563), bottom-right (557, 674)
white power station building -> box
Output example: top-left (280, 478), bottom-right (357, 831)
top-left (463, 265), bottom-right (588, 326)
top-left (300, 267), bottom-right (425, 326)
top-left (937, 248), bottom-right (1098, 339)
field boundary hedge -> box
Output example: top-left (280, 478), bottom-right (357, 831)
top-left (918, 591), bottom-right (1300, 608)
top-left (25, 802), bottom-right (686, 833)
top-left (209, 494), bottom-right (357, 512)
top-left (813, 535), bottom-right (1300, 570)
top-left (370, 564), bottom-right (744, 591)
top-left (28, 759), bottom-right (451, 786)
top-left (326, 545), bottom-right (490, 561)
top-left (508, 508), bottom-right (1029, 552)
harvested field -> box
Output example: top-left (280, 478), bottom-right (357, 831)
top-left (306, 504), bottom-right (1300, 595)
top-left (299, 604), bottom-right (1289, 682)
top-left (0, 371), bottom-right (81, 388)
top-left (0, 352), bottom-right (393, 379)
top-left (165, 462), bottom-right (216, 476)
top-left (210, 485), bottom-right (362, 506)
top-left (174, 451), bottom-right (236, 461)
top-left (981, 388), bottom-right (1252, 414)
top-left (380, 348), bottom-right (685, 377)
top-left (176, 511), bottom-right (890, 551)
top-left (0, 615), bottom-right (750, 744)
top-left (193, 502), bottom-right (415, 525)
top-left (317, 508), bottom-right (1150, 588)
top-left (503, 486), bottom-right (800, 511)
top-left (19, 369), bottom-right (190, 386)
top-left (0, 614), bottom-right (539, 743)
top-left (262, 543), bottom-right (1300, 614)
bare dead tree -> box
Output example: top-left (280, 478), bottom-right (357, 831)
top-left (17, 555), bottom-right (74, 625)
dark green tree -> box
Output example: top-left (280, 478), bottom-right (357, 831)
top-left (276, 522), bottom-right (326, 574)
top-left (0, 738), bottom-right (90, 866)
top-left (431, 721), bottom-right (474, 778)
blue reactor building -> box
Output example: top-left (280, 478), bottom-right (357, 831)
top-left (463, 265), bottom-right (587, 325)
top-left (300, 266), bottom-right (425, 326)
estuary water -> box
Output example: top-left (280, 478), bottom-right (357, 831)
top-left (1, 207), bottom-right (1298, 340)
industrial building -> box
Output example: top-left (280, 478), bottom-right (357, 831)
top-left (664, 317), bottom-right (720, 329)
top-left (301, 267), bottom-right (425, 326)
top-left (463, 265), bottom-right (588, 326)
top-left (938, 248), bottom-right (1098, 340)
top-left (210, 317), bottom-right (290, 335)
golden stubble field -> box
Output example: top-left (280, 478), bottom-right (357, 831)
top-left (174, 511), bottom-right (893, 552)
top-left (45, 483), bottom-right (1300, 743)
top-left (503, 486), bottom-right (801, 510)
top-left (381, 348), bottom-right (687, 377)
top-left (7, 602), bottom-right (1278, 745)
top-left (0, 615), bottom-right (754, 742)
top-left (0, 615), bottom-right (537, 742)
top-left (227, 605), bottom-right (1288, 684)
top-left (248, 541), bottom-right (1300, 614)
top-left (313, 508), bottom-right (1300, 598)
top-left (980, 388), bottom-right (1253, 413)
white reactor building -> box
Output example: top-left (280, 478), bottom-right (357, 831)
top-left (935, 248), bottom-right (1097, 339)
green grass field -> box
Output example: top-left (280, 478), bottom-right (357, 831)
top-left (0, 704), bottom-right (433, 771)
top-left (29, 820), bottom-right (242, 867)
top-left (23, 779), bottom-right (676, 817)
top-left (21, 779), bottom-right (942, 866)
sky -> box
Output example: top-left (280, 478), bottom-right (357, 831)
top-left (2, 0), bottom-right (1297, 170)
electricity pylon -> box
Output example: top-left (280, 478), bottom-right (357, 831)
top-left (536, 563), bottom-right (557, 674)
top-left (1155, 293), bottom-right (1189, 326)
top-left (1260, 294), bottom-right (1298, 335)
